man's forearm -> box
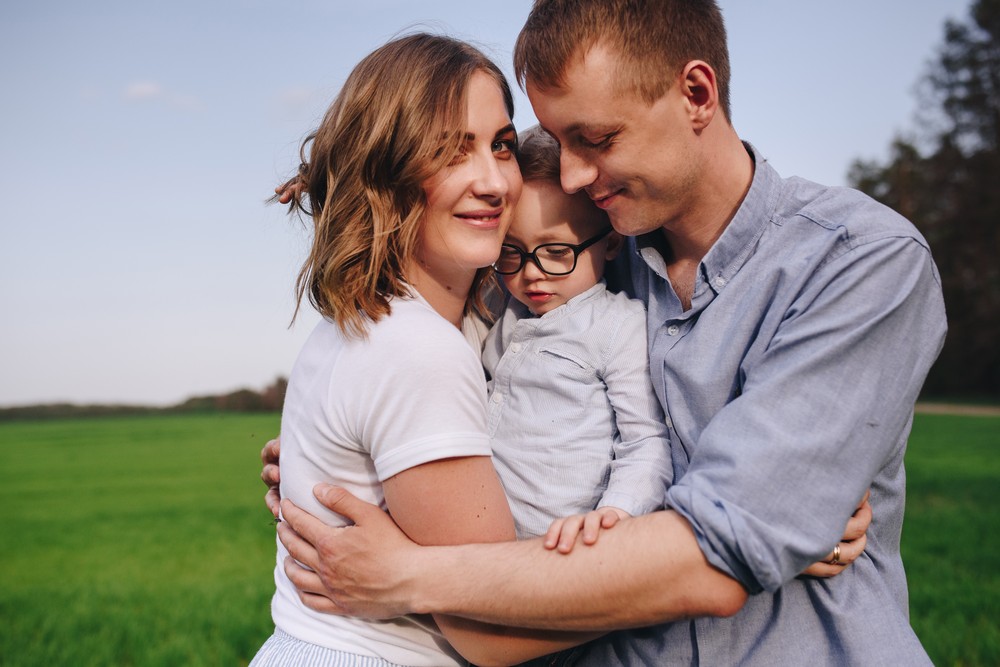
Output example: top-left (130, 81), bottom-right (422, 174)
top-left (411, 510), bottom-right (748, 630)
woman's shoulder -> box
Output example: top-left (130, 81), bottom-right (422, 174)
top-left (366, 297), bottom-right (479, 368)
top-left (372, 296), bottom-right (462, 338)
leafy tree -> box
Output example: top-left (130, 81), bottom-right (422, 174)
top-left (849, 0), bottom-right (1000, 397)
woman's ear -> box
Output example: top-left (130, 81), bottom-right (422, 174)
top-left (605, 231), bottom-right (625, 261)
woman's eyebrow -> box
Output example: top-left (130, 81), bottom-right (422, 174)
top-left (459, 123), bottom-right (516, 142)
top-left (472, 124), bottom-right (516, 142)
top-left (494, 123), bottom-right (516, 138)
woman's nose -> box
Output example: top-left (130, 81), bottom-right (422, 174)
top-left (472, 153), bottom-right (509, 199)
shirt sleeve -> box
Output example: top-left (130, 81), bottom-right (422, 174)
top-left (598, 299), bottom-right (673, 516)
top-left (666, 235), bottom-right (946, 593)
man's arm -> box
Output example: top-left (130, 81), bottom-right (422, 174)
top-left (666, 236), bottom-right (946, 592)
top-left (278, 484), bottom-right (748, 630)
top-left (380, 456), bottom-right (603, 664)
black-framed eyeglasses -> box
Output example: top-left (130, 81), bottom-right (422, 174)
top-left (493, 227), bottom-right (613, 276)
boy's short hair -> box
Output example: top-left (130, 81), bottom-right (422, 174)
top-left (517, 126), bottom-right (610, 238)
top-left (517, 125), bottom-right (561, 184)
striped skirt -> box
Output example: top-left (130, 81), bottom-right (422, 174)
top-left (249, 629), bottom-right (410, 667)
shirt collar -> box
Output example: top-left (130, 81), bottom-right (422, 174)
top-left (633, 142), bottom-right (783, 303)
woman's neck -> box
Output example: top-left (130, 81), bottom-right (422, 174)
top-left (404, 261), bottom-right (475, 329)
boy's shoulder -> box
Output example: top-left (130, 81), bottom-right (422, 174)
top-left (595, 280), bottom-right (647, 316)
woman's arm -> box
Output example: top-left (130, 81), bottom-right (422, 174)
top-left (278, 488), bottom-right (748, 629)
top-left (381, 455), bottom-right (600, 666)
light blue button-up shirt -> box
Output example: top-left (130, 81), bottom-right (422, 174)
top-left (572, 144), bottom-right (947, 666)
top-left (482, 282), bottom-right (672, 540)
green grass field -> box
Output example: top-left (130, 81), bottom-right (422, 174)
top-left (901, 413), bottom-right (1000, 665)
top-left (1, 414), bottom-right (279, 666)
top-left (1, 412), bottom-right (997, 666)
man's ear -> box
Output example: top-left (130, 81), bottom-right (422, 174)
top-left (680, 60), bottom-right (719, 131)
top-left (605, 231), bottom-right (625, 261)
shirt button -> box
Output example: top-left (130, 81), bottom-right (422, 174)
top-left (509, 343), bottom-right (522, 354)
top-left (491, 393), bottom-right (504, 404)
top-left (667, 325), bottom-right (680, 336)
top-left (714, 276), bottom-right (727, 288)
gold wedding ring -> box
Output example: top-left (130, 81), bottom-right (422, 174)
top-left (828, 543), bottom-right (842, 566)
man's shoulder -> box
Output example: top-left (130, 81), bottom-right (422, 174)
top-left (778, 176), bottom-right (926, 247)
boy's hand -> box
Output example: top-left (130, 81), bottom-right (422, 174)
top-left (544, 507), bottom-right (631, 554)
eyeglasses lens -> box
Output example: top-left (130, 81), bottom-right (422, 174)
top-left (495, 244), bottom-right (576, 275)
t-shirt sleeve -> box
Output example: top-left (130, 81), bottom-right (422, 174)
top-left (348, 308), bottom-right (492, 482)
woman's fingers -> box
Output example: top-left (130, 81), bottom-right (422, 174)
top-left (842, 490), bottom-right (872, 542)
top-left (800, 530), bottom-right (869, 578)
top-left (265, 487), bottom-right (281, 519)
top-left (261, 437), bottom-right (281, 465)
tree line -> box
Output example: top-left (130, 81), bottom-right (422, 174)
top-left (0, 377), bottom-right (288, 421)
top-left (849, 0), bottom-right (999, 397)
top-left (4, 3), bottom-right (997, 412)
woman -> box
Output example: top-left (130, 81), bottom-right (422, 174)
top-left (250, 33), bottom-right (595, 666)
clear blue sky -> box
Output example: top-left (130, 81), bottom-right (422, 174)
top-left (0, 0), bottom-right (971, 406)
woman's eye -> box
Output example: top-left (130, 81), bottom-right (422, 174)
top-left (492, 139), bottom-right (515, 156)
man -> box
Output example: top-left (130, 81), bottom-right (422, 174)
top-left (270, 1), bottom-right (946, 663)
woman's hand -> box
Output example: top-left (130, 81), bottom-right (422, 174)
top-left (800, 490), bottom-right (871, 578)
top-left (274, 164), bottom-right (308, 204)
top-left (261, 437), bottom-right (281, 519)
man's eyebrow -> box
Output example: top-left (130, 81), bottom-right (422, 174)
top-left (553, 122), bottom-right (617, 137)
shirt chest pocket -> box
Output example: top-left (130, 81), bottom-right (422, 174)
top-left (537, 346), bottom-right (596, 381)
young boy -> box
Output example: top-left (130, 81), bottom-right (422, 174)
top-left (483, 126), bottom-right (672, 551)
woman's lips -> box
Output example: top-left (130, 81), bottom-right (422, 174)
top-left (455, 208), bottom-right (503, 228)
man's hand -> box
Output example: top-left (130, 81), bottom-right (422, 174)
top-left (544, 507), bottom-right (631, 554)
top-left (261, 437), bottom-right (281, 519)
top-left (278, 484), bottom-right (419, 619)
top-left (800, 490), bottom-right (871, 578)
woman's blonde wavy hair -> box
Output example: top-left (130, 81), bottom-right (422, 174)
top-left (281, 33), bottom-right (515, 338)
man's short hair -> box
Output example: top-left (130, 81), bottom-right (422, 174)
top-left (514, 0), bottom-right (732, 121)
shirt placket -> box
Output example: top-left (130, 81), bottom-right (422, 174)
top-left (488, 317), bottom-right (536, 436)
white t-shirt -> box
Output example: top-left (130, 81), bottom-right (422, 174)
top-left (270, 293), bottom-right (493, 665)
